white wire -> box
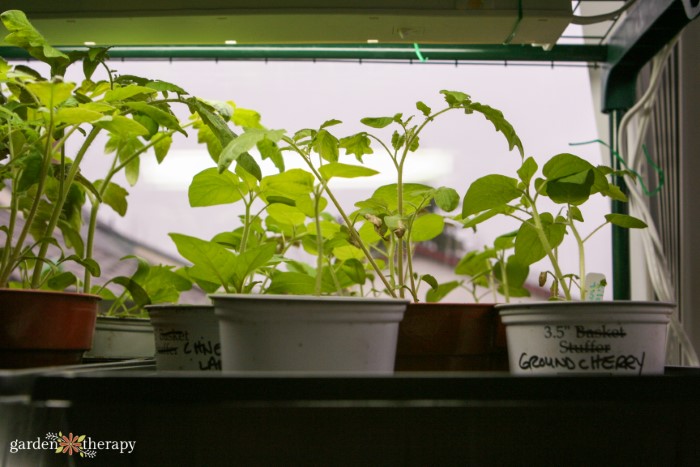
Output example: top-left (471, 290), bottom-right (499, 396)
top-left (615, 36), bottom-right (700, 366)
top-left (571, 0), bottom-right (638, 25)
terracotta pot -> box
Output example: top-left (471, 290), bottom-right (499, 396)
top-left (394, 302), bottom-right (509, 372)
top-left (0, 289), bottom-right (99, 368)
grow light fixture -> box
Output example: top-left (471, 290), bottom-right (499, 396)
top-left (0, 0), bottom-right (573, 47)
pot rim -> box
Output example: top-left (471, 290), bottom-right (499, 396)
top-left (146, 304), bottom-right (214, 313)
top-left (0, 287), bottom-right (101, 301)
top-left (209, 293), bottom-right (410, 305)
top-left (496, 300), bottom-right (676, 311)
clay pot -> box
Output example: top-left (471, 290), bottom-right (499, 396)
top-left (394, 302), bottom-right (509, 372)
top-left (0, 289), bottom-right (99, 368)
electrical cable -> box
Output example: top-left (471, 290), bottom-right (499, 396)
top-left (571, 0), bottom-right (638, 25)
top-left (616, 36), bottom-right (700, 366)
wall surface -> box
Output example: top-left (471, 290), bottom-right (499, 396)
top-left (680, 18), bottom-right (700, 356)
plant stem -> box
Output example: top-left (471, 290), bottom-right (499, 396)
top-left (327, 257), bottom-right (344, 296)
top-left (499, 251), bottom-right (511, 303)
top-left (83, 201), bottom-right (100, 292)
top-left (317, 173), bottom-right (396, 297)
top-left (286, 139), bottom-right (397, 298)
top-left (313, 187), bottom-right (324, 296)
top-left (239, 196), bottom-right (253, 254)
top-left (526, 196), bottom-right (572, 300)
top-left (2, 126), bottom-right (56, 286)
top-left (396, 164), bottom-right (405, 298)
top-left (568, 212), bottom-right (587, 300)
top-left (0, 122), bottom-right (19, 285)
top-left (31, 127), bottom-right (101, 288)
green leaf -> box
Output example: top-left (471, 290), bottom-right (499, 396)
top-left (64, 255), bottom-right (101, 277)
top-left (104, 85), bottom-right (157, 102)
top-left (545, 169), bottom-right (595, 205)
top-left (434, 187), bottom-right (460, 212)
top-left (111, 276), bottom-right (151, 307)
top-left (232, 107), bottom-right (263, 128)
top-left (461, 205), bottom-right (514, 230)
top-left (605, 213), bottom-right (648, 229)
top-left (124, 102), bottom-right (185, 134)
top-left (542, 153), bottom-right (594, 180)
top-left (569, 206), bottom-right (584, 222)
top-left (426, 280), bottom-right (460, 303)
top-left (95, 180), bottom-right (129, 216)
top-left (369, 183), bottom-right (433, 214)
top-left (124, 154), bottom-right (140, 187)
top-left (320, 119), bottom-right (342, 129)
top-left (188, 168), bottom-right (246, 207)
top-left (1, 10), bottom-right (69, 66)
top-left (332, 244), bottom-right (365, 261)
top-left (455, 249), bottom-right (495, 277)
top-left (230, 242), bottom-right (276, 292)
top-left (54, 107), bottom-right (104, 125)
top-left (422, 274), bottom-right (439, 290)
top-left (191, 99), bottom-right (235, 155)
top-left (361, 116), bottom-right (394, 129)
top-left (410, 213), bottom-right (444, 242)
top-left (267, 203), bottom-right (306, 225)
top-left (26, 81), bottom-right (75, 108)
top-left (58, 222), bottom-right (85, 256)
top-left (513, 214), bottom-right (566, 266)
top-left (493, 231), bottom-right (517, 250)
top-left (120, 254), bottom-right (151, 284)
top-left (17, 153), bottom-right (43, 191)
top-left (296, 195), bottom-right (327, 217)
top-left (462, 174), bottom-right (521, 217)
top-left (307, 220), bottom-right (341, 239)
top-left (440, 90), bottom-right (471, 106)
top-left (267, 271), bottom-right (317, 295)
top-left (96, 116), bottom-right (150, 137)
top-left (339, 133), bottom-right (373, 161)
top-left (357, 221), bottom-right (383, 244)
top-left (261, 169), bottom-right (315, 199)
top-left (257, 138), bottom-right (284, 172)
top-left (319, 162), bottom-right (379, 181)
top-left (145, 79), bottom-right (187, 95)
top-left (497, 255), bottom-right (530, 290)
top-left (603, 183), bottom-right (628, 202)
top-left (47, 271), bottom-right (77, 291)
top-left (236, 152), bottom-right (263, 181)
top-left (169, 233), bottom-right (238, 288)
top-left (153, 133), bottom-right (173, 164)
top-left (469, 102), bottom-right (524, 157)
top-left (416, 101), bottom-right (431, 116)
top-left (391, 131), bottom-right (405, 151)
top-left (312, 129), bottom-right (339, 162)
top-left (517, 156), bottom-right (538, 186)
top-left (217, 129), bottom-right (266, 172)
top-left (340, 258), bottom-right (366, 285)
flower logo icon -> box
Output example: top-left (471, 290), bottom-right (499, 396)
top-left (56, 433), bottom-right (85, 456)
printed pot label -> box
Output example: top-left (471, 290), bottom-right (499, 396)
top-left (506, 321), bottom-right (667, 375)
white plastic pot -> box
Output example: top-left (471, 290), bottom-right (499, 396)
top-left (211, 294), bottom-right (409, 373)
top-left (497, 301), bottom-right (674, 376)
top-left (147, 305), bottom-right (220, 371)
top-left (84, 316), bottom-right (155, 360)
